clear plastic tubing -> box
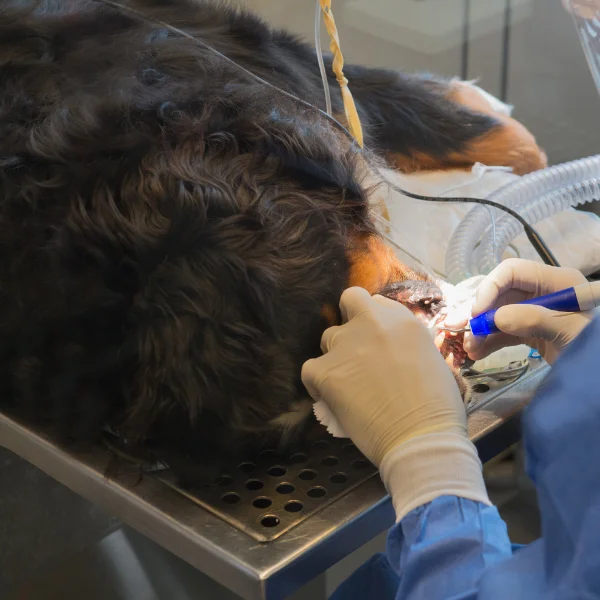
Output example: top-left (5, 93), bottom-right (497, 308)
top-left (479, 177), bottom-right (600, 274)
top-left (445, 155), bottom-right (600, 283)
top-left (445, 1), bottom-right (600, 283)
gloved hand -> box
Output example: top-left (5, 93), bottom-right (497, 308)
top-left (454, 258), bottom-right (593, 364)
top-left (459, 259), bottom-right (594, 364)
top-left (302, 287), bottom-right (491, 521)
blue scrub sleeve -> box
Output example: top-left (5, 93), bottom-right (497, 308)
top-left (330, 497), bottom-right (514, 600)
top-left (387, 497), bottom-right (513, 599)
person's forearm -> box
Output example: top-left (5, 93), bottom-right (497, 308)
top-left (380, 432), bottom-right (491, 522)
top-left (387, 496), bottom-right (513, 600)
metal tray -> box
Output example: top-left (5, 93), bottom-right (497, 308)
top-left (151, 437), bottom-right (377, 542)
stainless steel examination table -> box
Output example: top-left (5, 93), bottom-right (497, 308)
top-left (0, 358), bottom-right (548, 600)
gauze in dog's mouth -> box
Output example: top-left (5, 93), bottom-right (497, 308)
top-left (379, 279), bottom-right (477, 372)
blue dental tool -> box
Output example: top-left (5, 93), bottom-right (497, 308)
top-left (440, 281), bottom-right (600, 337)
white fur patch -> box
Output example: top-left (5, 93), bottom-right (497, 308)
top-left (461, 79), bottom-right (514, 117)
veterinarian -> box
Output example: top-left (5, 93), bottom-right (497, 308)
top-left (302, 258), bottom-right (599, 599)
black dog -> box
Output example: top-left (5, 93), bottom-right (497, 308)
top-left (0, 0), bottom-right (545, 484)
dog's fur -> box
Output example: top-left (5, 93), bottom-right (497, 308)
top-left (0, 0), bottom-right (546, 483)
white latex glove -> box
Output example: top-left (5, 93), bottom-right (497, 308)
top-left (302, 287), bottom-right (490, 521)
top-left (459, 259), bottom-right (594, 364)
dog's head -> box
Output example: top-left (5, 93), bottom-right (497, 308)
top-left (0, 0), bottom-right (466, 483)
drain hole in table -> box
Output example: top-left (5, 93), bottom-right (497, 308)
top-left (267, 465), bottom-right (287, 477)
top-left (284, 500), bottom-right (304, 513)
top-left (216, 475), bottom-right (233, 486)
top-left (260, 515), bottom-right (280, 528)
top-left (276, 483), bottom-right (295, 494)
top-left (307, 486), bottom-right (327, 498)
top-left (221, 492), bottom-right (241, 505)
top-left (473, 383), bottom-right (491, 393)
top-left (299, 469), bottom-right (317, 481)
top-left (253, 497), bottom-right (272, 509)
top-left (245, 479), bottom-right (264, 491)
top-left (330, 472), bottom-right (348, 484)
top-left (321, 456), bottom-right (339, 467)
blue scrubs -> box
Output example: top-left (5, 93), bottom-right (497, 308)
top-left (332, 314), bottom-right (600, 600)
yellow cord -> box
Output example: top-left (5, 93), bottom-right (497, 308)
top-left (319, 0), bottom-right (364, 147)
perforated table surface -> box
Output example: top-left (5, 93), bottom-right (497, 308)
top-left (0, 359), bottom-right (548, 600)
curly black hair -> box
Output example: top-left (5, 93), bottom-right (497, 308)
top-left (0, 0), bottom-right (543, 483)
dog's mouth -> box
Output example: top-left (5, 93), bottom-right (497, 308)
top-left (379, 280), bottom-right (471, 371)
